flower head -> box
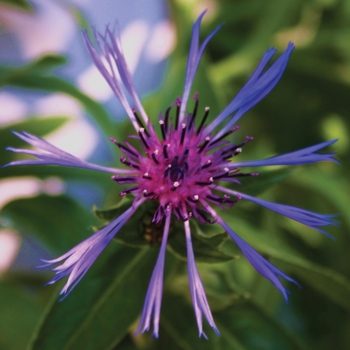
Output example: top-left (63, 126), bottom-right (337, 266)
top-left (4, 11), bottom-right (338, 338)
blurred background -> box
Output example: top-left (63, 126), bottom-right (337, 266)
top-left (1, 0), bottom-right (350, 349)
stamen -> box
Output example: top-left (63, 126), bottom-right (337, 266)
top-left (196, 180), bottom-right (213, 186)
top-left (110, 138), bottom-right (138, 157)
top-left (180, 123), bottom-right (186, 145)
top-left (198, 136), bottom-right (211, 154)
top-left (142, 173), bottom-right (152, 180)
top-left (120, 186), bottom-right (139, 196)
top-left (175, 97), bottom-right (181, 130)
top-left (111, 175), bottom-right (137, 184)
top-left (164, 106), bottom-right (171, 132)
top-left (201, 159), bottom-right (212, 169)
top-left (163, 144), bottom-right (169, 159)
top-left (159, 119), bottom-right (166, 140)
top-left (143, 190), bottom-right (155, 197)
top-left (209, 126), bottom-right (240, 146)
top-left (119, 156), bottom-right (140, 169)
top-left (187, 194), bottom-right (199, 203)
top-left (132, 107), bottom-right (149, 137)
top-left (139, 128), bottom-right (149, 149)
top-left (195, 208), bottom-right (215, 224)
top-left (212, 168), bottom-right (230, 180)
top-left (171, 181), bottom-right (180, 191)
top-left (152, 149), bottom-right (159, 164)
top-left (229, 172), bottom-right (259, 178)
top-left (197, 107), bottom-right (210, 134)
top-left (164, 164), bottom-right (171, 177)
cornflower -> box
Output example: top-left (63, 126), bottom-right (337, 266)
top-left (4, 11), bottom-right (338, 338)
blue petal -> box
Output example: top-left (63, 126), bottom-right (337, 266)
top-left (218, 216), bottom-right (299, 300)
top-left (179, 11), bottom-right (222, 124)
top-left (40, 198), bottom-right (145, 299)
top-left (184, 220), bottom-right (220, 337)
top-left (207, 43), bottom-right (294, 140)
top-left (136, 210), bottom-right (171, 338)
top-left (4, 131), bottom-right (132, 174)
top-left (230, 139), bottom-right (339, 167)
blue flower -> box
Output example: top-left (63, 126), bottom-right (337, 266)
top-left (4, 11), bottom-right (338, 338)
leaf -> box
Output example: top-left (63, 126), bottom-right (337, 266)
top-left (1, 116), bottom-right (69, 166)
top-left (0, 0), bottom-right (32, 10)
top-left (0, 282), bottom-right (44, 350)
top-left (94, 198), bottom-right (158, 248)
top-left (271, 253), bottom-right (350, 311)
top-left (159, 292), bottom-right (304, 350)
top-left (222, 216), bottom-right (350, 311)
top-left (2, 195), bottom-right (96, 254)
top-left (213, 300), bottom-right (307, 350)
top-left (168, 220), bottom-right (237, 263)
top-left (29, 244), bottom-right (158, 350)
top-left (232, 168), bottom-right (292, 196)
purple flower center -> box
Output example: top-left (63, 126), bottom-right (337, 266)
top-left (111, 95), bottom-right (254, 224)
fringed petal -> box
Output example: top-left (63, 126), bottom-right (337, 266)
top-left (207, 43), bottom-right (294, 140)
top-left (202, 202), bottom-right (298, 301)
top-left (40, 198), bottom-right (145, 299)
top-left (136, 208), bottom-right (172, 338)
top-left (4, 131), bottom-right (133, 174)
top-left (229, 139), bottom-right (339, 168)
top-left (179, 11), bottom-right (222, 124)
top-left (216, 187), bottom-right (339, 239)
top-left (82, 30), bottom-right (143, 131)
top-left (184, 220), bottom-right (220, 338)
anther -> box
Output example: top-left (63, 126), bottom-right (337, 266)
top-left (112, 176), bottom-right (137, 184)
top-left (111, 138), bottom-right (138, 157)
top-left (187, 194), bottom-right (199, 203)
top-left (139, 128), bottom-right (149, 149)
top-left (143, 190), bottom-right (155, 197)
top-left (132, 107), bottom-right (149, 136)
top-left (142, 173), bottom-right (152, 180)
top-left (197, 107), bottom-right (210, 134)
top-left (201, 159), bottom-right (212, 169)
top-left (164, 164), bottom-right (172, 177)
top-left (175, 97), bottom-right (181, 130)
top-left (196, 180), bottom-right (213, 186)
top-left (212, 168), bottom-right (230, 180)
top-left (120, 156), bottom-right (140, 170)
top-left (152, 149), bottom-right (159, 164)
top-left (209, 126), bottom-right (241, 146)
top-left (159, 119), bottom-right (166, 140)
top-left (120, 186), bottom-right (139, 196)
top-left (180, 123), bottom-right (186, 145)
top-left (163, 144), bottom-right (169, 159)
top-left (171, 181), bottom-right (180, 191)
top-left (198, 136), bottom-right (211, 154)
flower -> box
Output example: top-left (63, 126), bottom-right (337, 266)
top-left (4, 11), bottom-right (338, 338)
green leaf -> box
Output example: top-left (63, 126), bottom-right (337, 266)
top-left (29, 244), bottom-right (157, 350)
top-left (214, 300), bottom-right (307, 350)
top-left (94, 197), bottom-right (158, 248)
top-left (1, 116), bottom-right (69, 166)
top-left (272, 253), bottom-right (350, 311)
top-left (0, 282), bottom-right (44, 350)
top-left (0, 0), bottom-right (32, 10)
top-left (223, 217), bottom-right (350, 311)
top-left (232, 168), bottom-right (292, 196)
top-left (168, 220), bottom-right (237, 263)
top-left (2, 195), bottom-right (96, 254)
